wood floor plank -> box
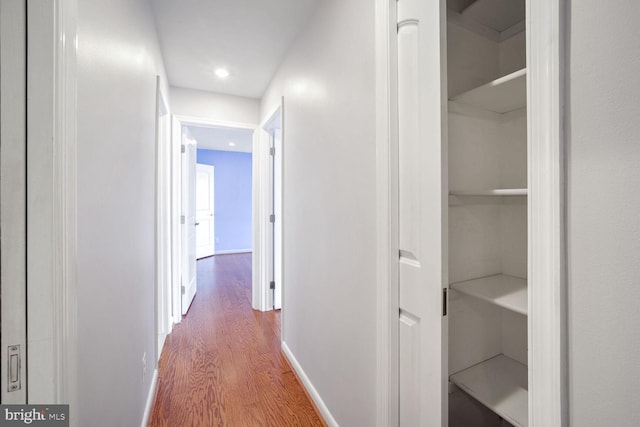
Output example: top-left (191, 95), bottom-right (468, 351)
top-left (149, 253), bottom-right (325, 426)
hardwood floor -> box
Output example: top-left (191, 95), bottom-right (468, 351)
top-left (148, 253), bottom-right (325, 427)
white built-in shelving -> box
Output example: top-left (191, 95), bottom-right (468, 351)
top-left (450, 274), bottom-right (527, 316)
top-left (450, 354), bottom-right (528, 427)
top-left (450, 68), bottom-right (527, 114)
top-left (449, 188), bottom-right (528, 197)
top-left (446, 5), bottom-right (529, 425)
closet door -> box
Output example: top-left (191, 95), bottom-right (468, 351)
top-left (1, 0), bottom-right (28, 404)
top-left (396, 0), bottom-right (448, 425)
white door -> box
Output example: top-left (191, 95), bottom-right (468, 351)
top-left (0, 0), bottom-right (27, 403)
top-left (196, 164), bottom-right (215, 259)
top-left (396, 0), bottom-right (448, 425)
top-left (181, 130), bottom-right (197, 315)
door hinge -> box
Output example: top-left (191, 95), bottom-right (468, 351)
top-left (181, 285), bottom-right (186, 295)
top-left (270, 281), bottom-right (275, 290)
top-left (180, 215), bottom-right (185, 224)
top-left (269, 214), bottom-right (275, 223)
top-left (442, 288), bottom-right (448, 316)
top-left (269, 147), bottom-right (275, 156)
top-left (181, 144), bottom-right (186, 153)
top-left (7, 345), bottom-right (21, 392)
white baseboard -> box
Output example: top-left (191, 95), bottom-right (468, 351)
top-left (281, 341), bottom-right (338, 426)
top-left (141, 369), bottom-right (159, 427)
top-left (214, 249), bottom-right (252, 255)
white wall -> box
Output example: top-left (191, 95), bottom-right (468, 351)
top-left (171, 86), bottom-right (259, 124)
top-left (567, 1), bottom-right (640, 425)
top-left (76, 0), bottom-right (168, 425)
top-left (261, 0), bottom-right (377, 425)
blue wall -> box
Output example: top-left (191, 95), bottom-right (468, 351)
top-left (197, 149), bottom-right (252, 253)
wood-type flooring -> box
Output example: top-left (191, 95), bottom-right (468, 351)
top-left (148, 253), bottom-right (324, 426)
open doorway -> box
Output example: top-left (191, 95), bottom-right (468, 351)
top-left (165, 116), bottom-right (257, 327)
top-left (187, 125), bottom-right (254, 257)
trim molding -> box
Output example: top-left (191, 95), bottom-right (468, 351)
top-left (281, 342), bottom-right (336, 427)
top-left (375, 0), bottom-right (399, 426)
top-left (254, 102), bottom-right (283, 312)
top-left (214, 249), bottom-right (252, 255)
top-left (140, 369), bottom-right (159, 427)
top-left (51, 0), bottom-right (78, 417)
top-left (174, 114), bottom-right (256, 131)
top-left (527, 0), bottom-right (567, 426)
top-left (54, 0), bottom-right (79, 414)
top-left (172, 114), bottom-right (259, 313)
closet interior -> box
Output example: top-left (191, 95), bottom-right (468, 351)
top-left (446, 0), bottom-right (528, 426)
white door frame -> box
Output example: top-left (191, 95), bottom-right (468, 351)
top-left (374, 0), bottom-right (568, 426)
top-left (155, 77), bottom-right (172, 359)
top-left (17, 0), bottom-right (79, 419)
top-left (256, 101), bottom-right (284, 312)
top-left (171, 115), bottom-right (257, 313)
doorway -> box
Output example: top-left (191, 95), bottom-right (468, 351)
top-left (188, 124), bottom-right (254, 257)
top-left (163, 116), bottom-right (257, 330)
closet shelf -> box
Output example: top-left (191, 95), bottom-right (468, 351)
top-left (449, 188), bottom-right (527, 197)
top-left (450, 68), bottom-right (526, 114)
top-left (451, 274), bottom-right (527, 315)
top-left (450, 355), bottom-right (528, 427)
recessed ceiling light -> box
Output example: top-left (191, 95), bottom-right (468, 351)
top-left (228, 142), bottom-right (236, 147)
top-left (215, 68), bottom-right (230, 79)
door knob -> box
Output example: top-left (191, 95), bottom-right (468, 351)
top-left (195, 222), bottom-right (200, 226)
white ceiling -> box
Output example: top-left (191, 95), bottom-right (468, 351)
top-left (151, 0), bottom-right (319, 98)
top-left (187, 125), bottom-right (254, 153)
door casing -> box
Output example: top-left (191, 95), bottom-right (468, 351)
top-left (258, 102), bottom-right (284, 312)
top-left (171, 115), bottom-right (257, 318)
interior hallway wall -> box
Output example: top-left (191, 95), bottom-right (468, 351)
top-left (567, 0), bottom-right (640, 424)
top-left (197, 149), bottom-right (253, 254)
top-left (260, 0), bottom-right (377, 424)
top-left (76, 0), bottom-right (169, 425)
top-left (170, 86), bottom-right (260, 125)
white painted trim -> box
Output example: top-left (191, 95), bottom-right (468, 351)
top-left (24, 0), bottom-right (79, 413)
top-left (254, 101), bottom-right (284, 312)
top-left (53, 0), bottom-right (79, 418)
top-left (375, 0), bottom-right (399, 426)
top-left (140, 369), bottom-right (159, 427)
top-left (174, 114), bottom-right (256, 131)
top-left (155, 76), bottom-right (172, 362)
top-left (527, 0), bottom-right (567, 426)
top-left (253, 124), bottom-right (270, 311)
top-left (251, 126), bottom-right (263, 311)
top-left (214, 249), bottom-right (252, 255)
top-left (52, 0), bottom-right (79, 421)
top-left (170, 116), bottom-right (183, 326)
top-left (172, 115), bottom-right (259, 312)
top-left (281, 342), bottom-right (338, 427)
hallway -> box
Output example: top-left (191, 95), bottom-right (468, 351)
top-left (149, 254), bottom-right (324, 426)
